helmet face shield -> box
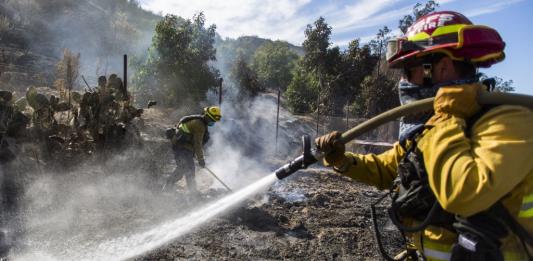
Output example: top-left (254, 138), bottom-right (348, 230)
top-left (386, 38), bottom-right (429, 68)
top-left (386, 39), bottom-right (399, 62)
top-left (387, 34), bottom-right (461, 68)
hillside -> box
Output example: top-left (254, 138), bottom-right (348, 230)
top-left (0, 1), bottom-right (304, 94)
top-left (0, 0), bottom-right (161, 90)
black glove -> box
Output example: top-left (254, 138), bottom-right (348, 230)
top-left (198, 159), bottom-right (206, 168)
top-left (315, 131), bottom-right (348, 167)
top-left (147, 100), bottom-right (157, 108)
top-left (165, 128), bottom-right (176, 139)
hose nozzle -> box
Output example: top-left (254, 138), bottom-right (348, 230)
top-left (275, 135), bottom-right (318, 179)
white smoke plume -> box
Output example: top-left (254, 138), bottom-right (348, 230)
top-left (203, 91), bottom-right (315, 190)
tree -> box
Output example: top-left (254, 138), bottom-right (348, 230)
top-left (321, 46), bottom-right (351, 115)
top-left (252, 41), bottom-right (298, 91)
top-left (132, 13), bottom-right (220, 107)
top-left (344, 39), bottom-right (376, 88)
top-left (302, 17), bottom-right (331, 77)
top-left (399, 1), bottom-right (439, 33)
top-left (341, 39), bottom-right (378, 116)
top-left (479, 74), bottom-right (515, 93)
top-left (359, 74), bottom-right (399, 118)
top-left (369, 26), bottom-right (391, 77)
top-left (303, 17), bottom-right (339, 114)
top-left (230, 55), bottom-right (262, 99)
top-left (351, 26), bottom-right (401, 117)
top-left (285, 61), bottom-right (319, 113)
top-left (302, 17), bottom-right (331, 106)
top-left (493, 77), bottom-right (515, 93)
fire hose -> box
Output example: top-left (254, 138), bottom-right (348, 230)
top-left (274, 91), bottom-right (533, 180)
top-left (273, 91), bottom-right (533, 260)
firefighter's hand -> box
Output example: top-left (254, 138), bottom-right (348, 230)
top-left (198, 159), bottom-right (206, 168)
top-left (427, 84), bottom-right (483, 125)
top-left (315, 131), bottom-right (348, 167)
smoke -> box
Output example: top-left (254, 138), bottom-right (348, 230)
top-left (11, 146), bottom-right (193, 260)
top-left (203, 88), bottom-right (315, 192)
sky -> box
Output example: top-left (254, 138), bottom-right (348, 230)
top-left (138, 0), bottom-right (533, 95)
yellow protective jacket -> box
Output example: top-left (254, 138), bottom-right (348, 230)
top-left (176, 118), bottom-right (207, 162)
top-left (337, 105), bottom-right (533, 261)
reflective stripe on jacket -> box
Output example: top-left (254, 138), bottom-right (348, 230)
top-left (176, 118), bottom-right (207, 162)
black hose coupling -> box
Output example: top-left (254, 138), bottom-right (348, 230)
top-left (275, 135), bottom-right (317, 179)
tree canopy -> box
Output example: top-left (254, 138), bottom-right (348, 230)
top-left (132, 13), bottom-right (220, 107)
top-left (230, 55), bottom-right (262, 100)
top-left (399, 1), bottom-right (439, 33)
top-left (252, 41), bottom-right (298, 91)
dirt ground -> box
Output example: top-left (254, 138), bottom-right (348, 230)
top-left (137, 168), bottom-right (403, 261)
top-left (8, 101), bottom-right (403, 260)
top-left (129, 104), bottom-right (403, 261)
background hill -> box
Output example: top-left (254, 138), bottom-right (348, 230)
top-left (0, 0), bottom-right (300, 96)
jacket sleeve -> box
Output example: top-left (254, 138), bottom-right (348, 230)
top-left (187, 120), bottom-right (206, 162)
top-left (417, 105), bottom-right (533, 217)
top-left (339, 143), bottom-right (405, 190)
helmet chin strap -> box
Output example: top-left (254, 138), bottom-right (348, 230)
top-left (422, 63), bottom-right (434, 88)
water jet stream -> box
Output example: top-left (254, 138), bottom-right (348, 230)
top-left (60, 173), bottom-right (278, 260)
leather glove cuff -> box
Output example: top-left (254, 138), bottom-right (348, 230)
top-left (323, 154), bottom-right (356, 173)
top-left (332, 154), bottom-right (355, 173)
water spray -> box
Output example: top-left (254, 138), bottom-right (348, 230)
top-left (274, 92), bottom-right (533, 180)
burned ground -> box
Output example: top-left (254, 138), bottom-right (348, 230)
top-left (138, 169), bottom-right (403, 260)
top-left (134, 105), bottom-right (402, 260)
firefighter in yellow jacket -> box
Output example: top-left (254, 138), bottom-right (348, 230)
top-left (316, 11), bottom-right (533, 261)
top-left (167, 106), bottom-right (222, 193)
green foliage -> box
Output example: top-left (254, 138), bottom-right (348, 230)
top-left (369, 26), bottom-right (391, 55)
top-left (132, 13), bottom-right (220, 107)
top-left (399, 1), bottom-right (439, 33)
top-left (214, 36), bottom-right (303, 105)
top-left (321, 46), bottom-right (350, 114)
top-left (228, 36), bottom-right (269, 64)
top-left (215, 35), bottom-right (303, 82)
top-left (230, 56), bottom-right (262, 99)
top-left (344, 39), bottom-right (377, 87)
top-left (358, 74), bottom-right (399, 117)
top-left (302, 17), bottom-right (331, 73)
top-left (368, 26), bottom-right (392, 77)
top-left (493, 77), bottom-right (515, 93)
top-left (285, 17), bottom-right (383, 115)
top-left (301, 17), bottom-right (335, 113)
top-left (479, 74), bottom-right (515, 93)
top-left (252, 41), bottom-right (298, 91)
top-left (285, 62), bottom-right (318, 113)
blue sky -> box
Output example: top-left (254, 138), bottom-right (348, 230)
top-left (139, 0), bottom-right (533, 95)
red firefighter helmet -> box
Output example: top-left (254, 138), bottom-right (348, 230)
top-left (387, 11), bottom-right (505, 68)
